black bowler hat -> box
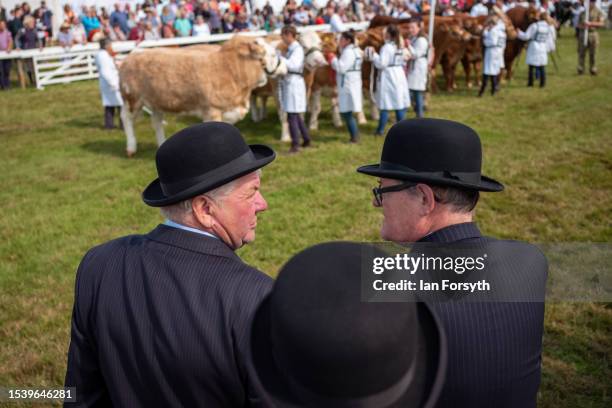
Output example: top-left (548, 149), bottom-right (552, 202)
top-left (249, 242), bottom-right (447, 408)
top-left (357, 118), bottom-right (504, 192)
top-left (142, 122), bottom-right (275, 207)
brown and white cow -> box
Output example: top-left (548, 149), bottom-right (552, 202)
top-left (119, 36), bottom-right (286, 156)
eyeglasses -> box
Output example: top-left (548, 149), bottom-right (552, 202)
top-left (372, 181), bottom-right (417, 206)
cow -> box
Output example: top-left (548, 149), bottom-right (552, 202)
top-left (119, 36), bottom-right (286, 157)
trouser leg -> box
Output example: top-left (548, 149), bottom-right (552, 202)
top-left (528, 66), bottom-right (535, 87)
top-left (491, 75), bottom-right (498, 95)
top-left (395, 108), bottom-right (406, 122)
top-left (577, 40), bottom-right (586, 73)
top-left (296, 113), bottom-right (311, 145)
top-left (287, 113), bottom-right (301, 148)
top-left (104, 106), bottom-right (115, 129)
top-left (588, 34), bottom-right (598, 73)
top-left (478, 74), bottom-right (488, 96)
top-left (0, 61), bottom-right (5, 89)
top-left (539, 66), bottom-right (546, 87)
top-left (341, 112), bottom-right (359, 141)
top-left (411, 90), bottom-right (424, 117)
top-left (375, 110), bottom-right (389, 135)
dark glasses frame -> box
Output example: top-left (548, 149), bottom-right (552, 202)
top-left (372, 181), bottom-right (417, 206)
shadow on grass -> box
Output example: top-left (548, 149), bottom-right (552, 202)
top-left (81, 139), bottom-right (158, 160)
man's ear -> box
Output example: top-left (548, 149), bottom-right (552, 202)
top-left (191, 195), bottom-right (215, 229)
top-left (415, 184), bottom-right (437, 215)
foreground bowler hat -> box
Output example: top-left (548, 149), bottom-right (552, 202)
top-left (357, 118), bottom-right (504, 192)
top-left (249, 242), bottom-right (447, 408)
top-left (142, 122), bottom-right (275, 207)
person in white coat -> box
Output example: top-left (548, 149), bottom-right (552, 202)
top-left (94, 38), bottom-right (123, 129)
top-left (405, 19), bottom-right (428, 118)
top-left (279, 25), bottom-right (311, 153)
top-left (329, 30), bottom-right (363, 143)
top-left (327, 5), bottom-right (346, 33)
top-left (479, 16), bottom-right (506, 96)
top-left (470, 0), bottom-right (490, 17)
top-left (517, 13), bottom-right (554, 87)
top-left (366, 25), bottom-right (410, 136)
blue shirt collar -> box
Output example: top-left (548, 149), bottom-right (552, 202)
top-left (164, 219), bottom-right (218, 240)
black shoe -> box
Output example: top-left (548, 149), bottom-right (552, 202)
top-left (302, 140), bottom-right (311, 148)
top-left (590, 70), bottom-right (597, 76)
top-left (289, 146), bottom-right (300, 154)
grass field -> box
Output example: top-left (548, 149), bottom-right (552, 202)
top-left (1, 27), bottom-right (611, 407)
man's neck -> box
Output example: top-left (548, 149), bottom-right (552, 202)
top-left (425, 212), bottom-right (474, 238)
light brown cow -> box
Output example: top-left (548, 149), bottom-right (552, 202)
top-left (119, 36), bottom-right (286, 156)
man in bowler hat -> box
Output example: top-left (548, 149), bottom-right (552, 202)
top-left (64, 122), bottom-right (276, 407)
top-left (357, 118), bottom-right (547, 407)
top-left (248, 242), bottom-right (448, 408)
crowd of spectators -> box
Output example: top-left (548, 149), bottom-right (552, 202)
top-left (0, 0), bottom-right (610, 50)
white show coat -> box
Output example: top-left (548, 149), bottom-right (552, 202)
top-left (95, 49), bottom-right (123, 107)
top-left (330, 13), bottom-right (346, 33)
top-left (331, 44), bottom-right (363, 113)
top-left (546, 22), bottom-right (557, 53)
top-left (482, 26), bottom-right (505, 75)
top-left (371, 41), bottom-right (410, 110)
top-left (279, 41), bottom-right (307, 113)
top-left (470, 3), bottom-right (489, 17)
top-left (406, 36), bottom-right (429, 91)
top-left (495, 21), bottom-right (507, 69)
top-left (517, 21), bottom-right (552, 67)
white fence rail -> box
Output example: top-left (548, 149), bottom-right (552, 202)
top-left (0, 22), bottom-right (369, 90)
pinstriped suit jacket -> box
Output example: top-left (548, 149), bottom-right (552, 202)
top-left (421, 223), bottom-right (547, 408)
top-left (64, 224), bottom-right (273, 408)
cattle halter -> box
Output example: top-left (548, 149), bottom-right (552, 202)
top-left (264, 54), bottom-right (283, 76)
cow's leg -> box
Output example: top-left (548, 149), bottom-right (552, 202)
top-left (308, 88), bottom-right (321, 131)
top-left (121, 105), bottom-right (138, 157)
top-left (279, 109), bottom-right (290, 142)
top-left (208, 109), bottom-right (223, 122)
top-left (150, 110), bottom-right (165, 147)
top-left (260, 95), bottom-right (268, 120)
top-left (223, 107), bottom-right (248, 124)
top-left (331, 95), bottom-right (342, 128)
top-left (250, 93), bottom-right (260, 122)
top-left (462, 57), bottom-right (472, 88)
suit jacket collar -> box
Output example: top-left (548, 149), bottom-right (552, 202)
top-left (146, 224), bottom-right (239, 260)
top-left (418, 222), bottom-right (482, 244)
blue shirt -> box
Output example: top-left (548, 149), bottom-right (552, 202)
top-left (164, 219), bottom-right (218, 240)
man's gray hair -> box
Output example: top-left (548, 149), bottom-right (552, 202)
top-left (430, 185), bottom-right (480, 213)
top-left (159, 170), bottom-right (261, 223)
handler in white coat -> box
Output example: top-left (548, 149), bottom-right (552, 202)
top-left (94, 38), bottom-right (123, 129)
top-left (330, 30), bottom-right (363, 143)
top-left (517, 14), bottom-right (554, 87)
top-left (405, 19), bottom-right (428, 117)
top-left (479, 16), bottom-right (506, 96)
top-left (279, 25), bottom-right (311, 153)
top-left (366, 25), bottom-right (410, 136)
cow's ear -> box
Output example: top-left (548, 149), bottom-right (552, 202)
top-left (248, 42), bottom-right (265, 59)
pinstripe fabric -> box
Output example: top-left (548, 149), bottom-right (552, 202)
top-left (64, 224), bottom-right (273, 408)
top-left (420, 223), bottom-right (547, 408)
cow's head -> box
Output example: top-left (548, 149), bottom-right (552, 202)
top-left (299, 30), bottom-right (327, 71)
top-left (255, 37), bottom-right (287, 78)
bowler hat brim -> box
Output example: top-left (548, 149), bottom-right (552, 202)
top-left (142, 144), bottom-right (275, 207)
top-left (357, 164), bottom-right (504, 192)
top-left (249, 298), bottom-right (448, 408)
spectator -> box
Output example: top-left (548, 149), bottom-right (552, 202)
top-left (222, 10), bottom-right (234, 32)
top-left (0, 19), bottom-right (13, 90)
top-left (15, 15), bottom-right (39, 84)
top-left (71, 17), bottom-right (87, 44)
top-left (192, 14), bottom-right (211, 35)
top-left (327, 5), bottom-right (346, 33)
top-left (81, 7), bottom-right (101, 39)
top-left (234, 12), bottom-right (248, 31)
top-left (264, 14), bottom-right (278, 31)
top-left (160, 5), bottom-right (175, 27)
top-left (63, 4), bottom-right (75, 24)
top-left (173, 8), bottom-right (192, 36)
top-left (8, 7), bottom-right (23, 39)
top-left (143, 21), bottom-right (160, 40)
top-left (128, 20), bottom-right (144, 41)
top-left (35, 1), bottom-right (52, 37)
top-left (294, 6), bottom-right (310, 25)
top-left (248, 15), bottom-right (260, 30)
top-left (110, 3), bottom-right (130, 35)
top-left (57, 22), bottom-right (74, 48)
top-left (0, 3), bottom-right (6, 23)
top-left (108, 23), bottom-right (127, 41)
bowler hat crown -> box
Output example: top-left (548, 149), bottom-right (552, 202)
top-left (249, 242), bottom-right (447, 407)
top-left (142, 122), bottom-right (275, 207)
top-left (357, 118), bottom-right (503, 192)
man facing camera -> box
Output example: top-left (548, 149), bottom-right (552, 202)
top-left (357, 118), bottom-right (547, 408)
top-left (65, 122), bottom-right (275, 407)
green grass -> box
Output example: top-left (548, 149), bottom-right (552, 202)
top-left (1, 28), bottom-right (611, 407)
